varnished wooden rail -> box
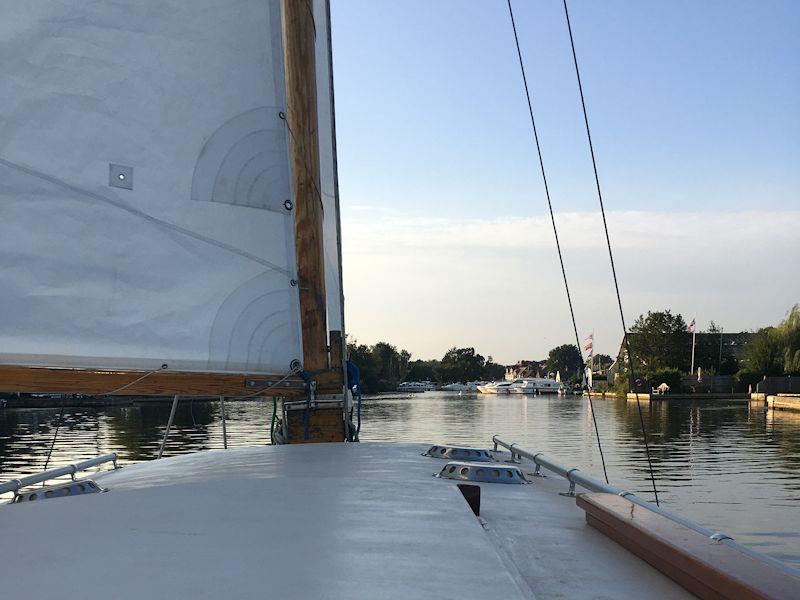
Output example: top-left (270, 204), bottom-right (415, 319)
top-left (577, 493), bottom-right (800, 599)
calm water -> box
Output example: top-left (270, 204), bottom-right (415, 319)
top-left (1, 392), bottom-right (799, 568)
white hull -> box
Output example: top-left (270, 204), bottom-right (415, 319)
top-left (478, 378), bottom-right (563, 395)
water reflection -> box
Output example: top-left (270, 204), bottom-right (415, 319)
top-left (0, 393), bottom-right (798, 567)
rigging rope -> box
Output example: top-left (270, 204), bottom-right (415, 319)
top-left (506, 0), bottom-right (609, 484)
top-left (560, 0), bottom-right (659, 504)
top-left (42, 400), bottom-right (66, 472)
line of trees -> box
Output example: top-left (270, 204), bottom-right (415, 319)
top-left (612, 304), bottom-right (799, 393)
top-left (346, 340), bottom-right (505, 394)
top-left (739, 304), bottom-right (800, 384)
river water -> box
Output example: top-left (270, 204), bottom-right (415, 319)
top-left (1, 392), bottom-right (799, 568)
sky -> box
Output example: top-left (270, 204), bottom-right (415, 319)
top-left (329, 0), bottom-right (800, 363)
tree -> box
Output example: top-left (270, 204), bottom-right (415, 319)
top-left (742, 327), bottom-right (784, 376)
top-left (405, 359), bottom-right (439, 382)
top-left (590, 354), bottom-right (613, 372)
top-left (482, 358), bottom-right (506, 381)
top-left (744, 304), bottom-right (800, 376)
top-left (777, 304), bottom-right (800, 375)
top-left (628, 309), bottom-right (690, 373)
top-left (346, 338), bottom-right (412, 393)
top-left (545, 344), bottom-right (582, 381)
top-left (439, 347), bottom-right (486, 383)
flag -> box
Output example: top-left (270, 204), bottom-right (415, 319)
top-left (583, 331), bottom-right (593, 356)
top-left (687, 317), bottom-right (696, 333)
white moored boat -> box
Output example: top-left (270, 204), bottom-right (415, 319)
top-left (441, 381), bottom-right (482, 392)
top-left (478, 378), bottom-right (562, 394)
top-left (398, 380), bottom-right (436, 393)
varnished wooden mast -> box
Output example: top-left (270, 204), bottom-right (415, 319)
top-left (281, 0), bottom-right (329, 374)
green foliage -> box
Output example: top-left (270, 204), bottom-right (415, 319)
top-left (482, 358), bottom-right (506, 381)
top-left (345, 341), bottom-right (509, 393)
top-left (545, 344), bottom-right (582, 381)
top-left (736, 370), bottom-right (763, 388)
top-left (439, 347), bottom-right (487, 384)
top-left (346, 339), bottom-right (411, 393)
top-left (778, 304), bottom-right (800, 375)
top-left (405, 359), bottom-right (439, 382)
top-left (592, 354), bottom-right (613, 370)
top-left (743, 327), bottom-right (785, 376)
top-left (629, 309), bottom-right (690, 373)
top-left (651, 368), bottom-right (683, 393)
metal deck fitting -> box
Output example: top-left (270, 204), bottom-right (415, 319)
top-left (423, 445), bottom-right (495, 462)
top-left (436, 461), bottom-right (528, 484)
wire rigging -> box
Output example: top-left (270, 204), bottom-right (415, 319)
top-left (560, 0), bottom-right (660, 504)
top-left (506, 0), bottom-right (608, 484)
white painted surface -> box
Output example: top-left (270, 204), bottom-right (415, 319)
top-left (0, 0), bottom-right (306, 374)
top-left (1, 443), bottom-right (690, 598)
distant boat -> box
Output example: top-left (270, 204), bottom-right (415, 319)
top-left (398, 381), bottom-right (436, 393)
top-left (441, 382), bottom-right (483, 392)
top-left (478, 378), bottom-right (561, 394)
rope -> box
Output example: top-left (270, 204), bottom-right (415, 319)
top-left (40, 365), bottom-right (167, 472)
top-left (298, 370), bottom-right (313, 441)
top-left (101, 366), bottom-right (165, 396)
top-left (270, 396), bottom-right (278, 445)
top-left (506, 0), bottom-right (609, 484)
top-left (560, 0), bottom-right (659, 504)
top-left (42, 400), bottom-right (66, 472)
top-left (157, 395), bottom-right (180, 459)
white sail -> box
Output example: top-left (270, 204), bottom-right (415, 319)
top-left (0, 0), bottom-right (341, 375)
top-left (314, 0), bottom-right (345, 336)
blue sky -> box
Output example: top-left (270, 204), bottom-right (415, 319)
top-left (330, 1), bottom-right (800, 362)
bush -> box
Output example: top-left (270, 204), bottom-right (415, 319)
top-left (650, 368), bottom-right (684, 394)
top-left (736, 370), bottom-right (762, 389)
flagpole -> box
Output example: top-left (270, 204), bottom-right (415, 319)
top-left (689, 316), bottom-right (696, 376)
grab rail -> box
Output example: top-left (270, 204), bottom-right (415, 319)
top-left (491, 435), bottom-right (800, 578)
top-left (0, 453), bottom-right (118, 496)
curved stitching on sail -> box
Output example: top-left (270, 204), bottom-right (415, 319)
top-left (0, 156), bottom-right (289, 276)
top-left (255, 320), bottom-right (294, 370)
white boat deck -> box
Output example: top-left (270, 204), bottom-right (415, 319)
top-left (1, 443), bottom-right (690, 598)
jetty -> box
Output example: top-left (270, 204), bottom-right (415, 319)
top-left (625, 393), bottom-right (749, 402)
top-left (766, 394), bottom-right (800, 412)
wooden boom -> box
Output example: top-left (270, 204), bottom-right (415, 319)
top-left (0, 363), bottom-right (342, 397)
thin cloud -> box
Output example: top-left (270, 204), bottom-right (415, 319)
top-left (341, 210), bottom-right (800, 363)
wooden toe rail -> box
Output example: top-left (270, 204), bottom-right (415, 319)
top-left (577, 493), bottom-right (800, 600)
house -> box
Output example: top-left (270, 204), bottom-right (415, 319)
top-left (505, 360), bottom-right (547, 381)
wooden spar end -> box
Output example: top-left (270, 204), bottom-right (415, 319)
top-left (577, 493), bottom-right (800, 599)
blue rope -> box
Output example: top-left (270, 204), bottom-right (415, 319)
top-left (347, 360), bottom-right (362, 440)
top-left (298, 370), bottom-right (313, 441)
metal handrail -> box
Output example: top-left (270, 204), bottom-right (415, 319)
top-left (0, 453), bottom-right (118, 496)
top-left (491, 435), bottom-right (800, 578)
